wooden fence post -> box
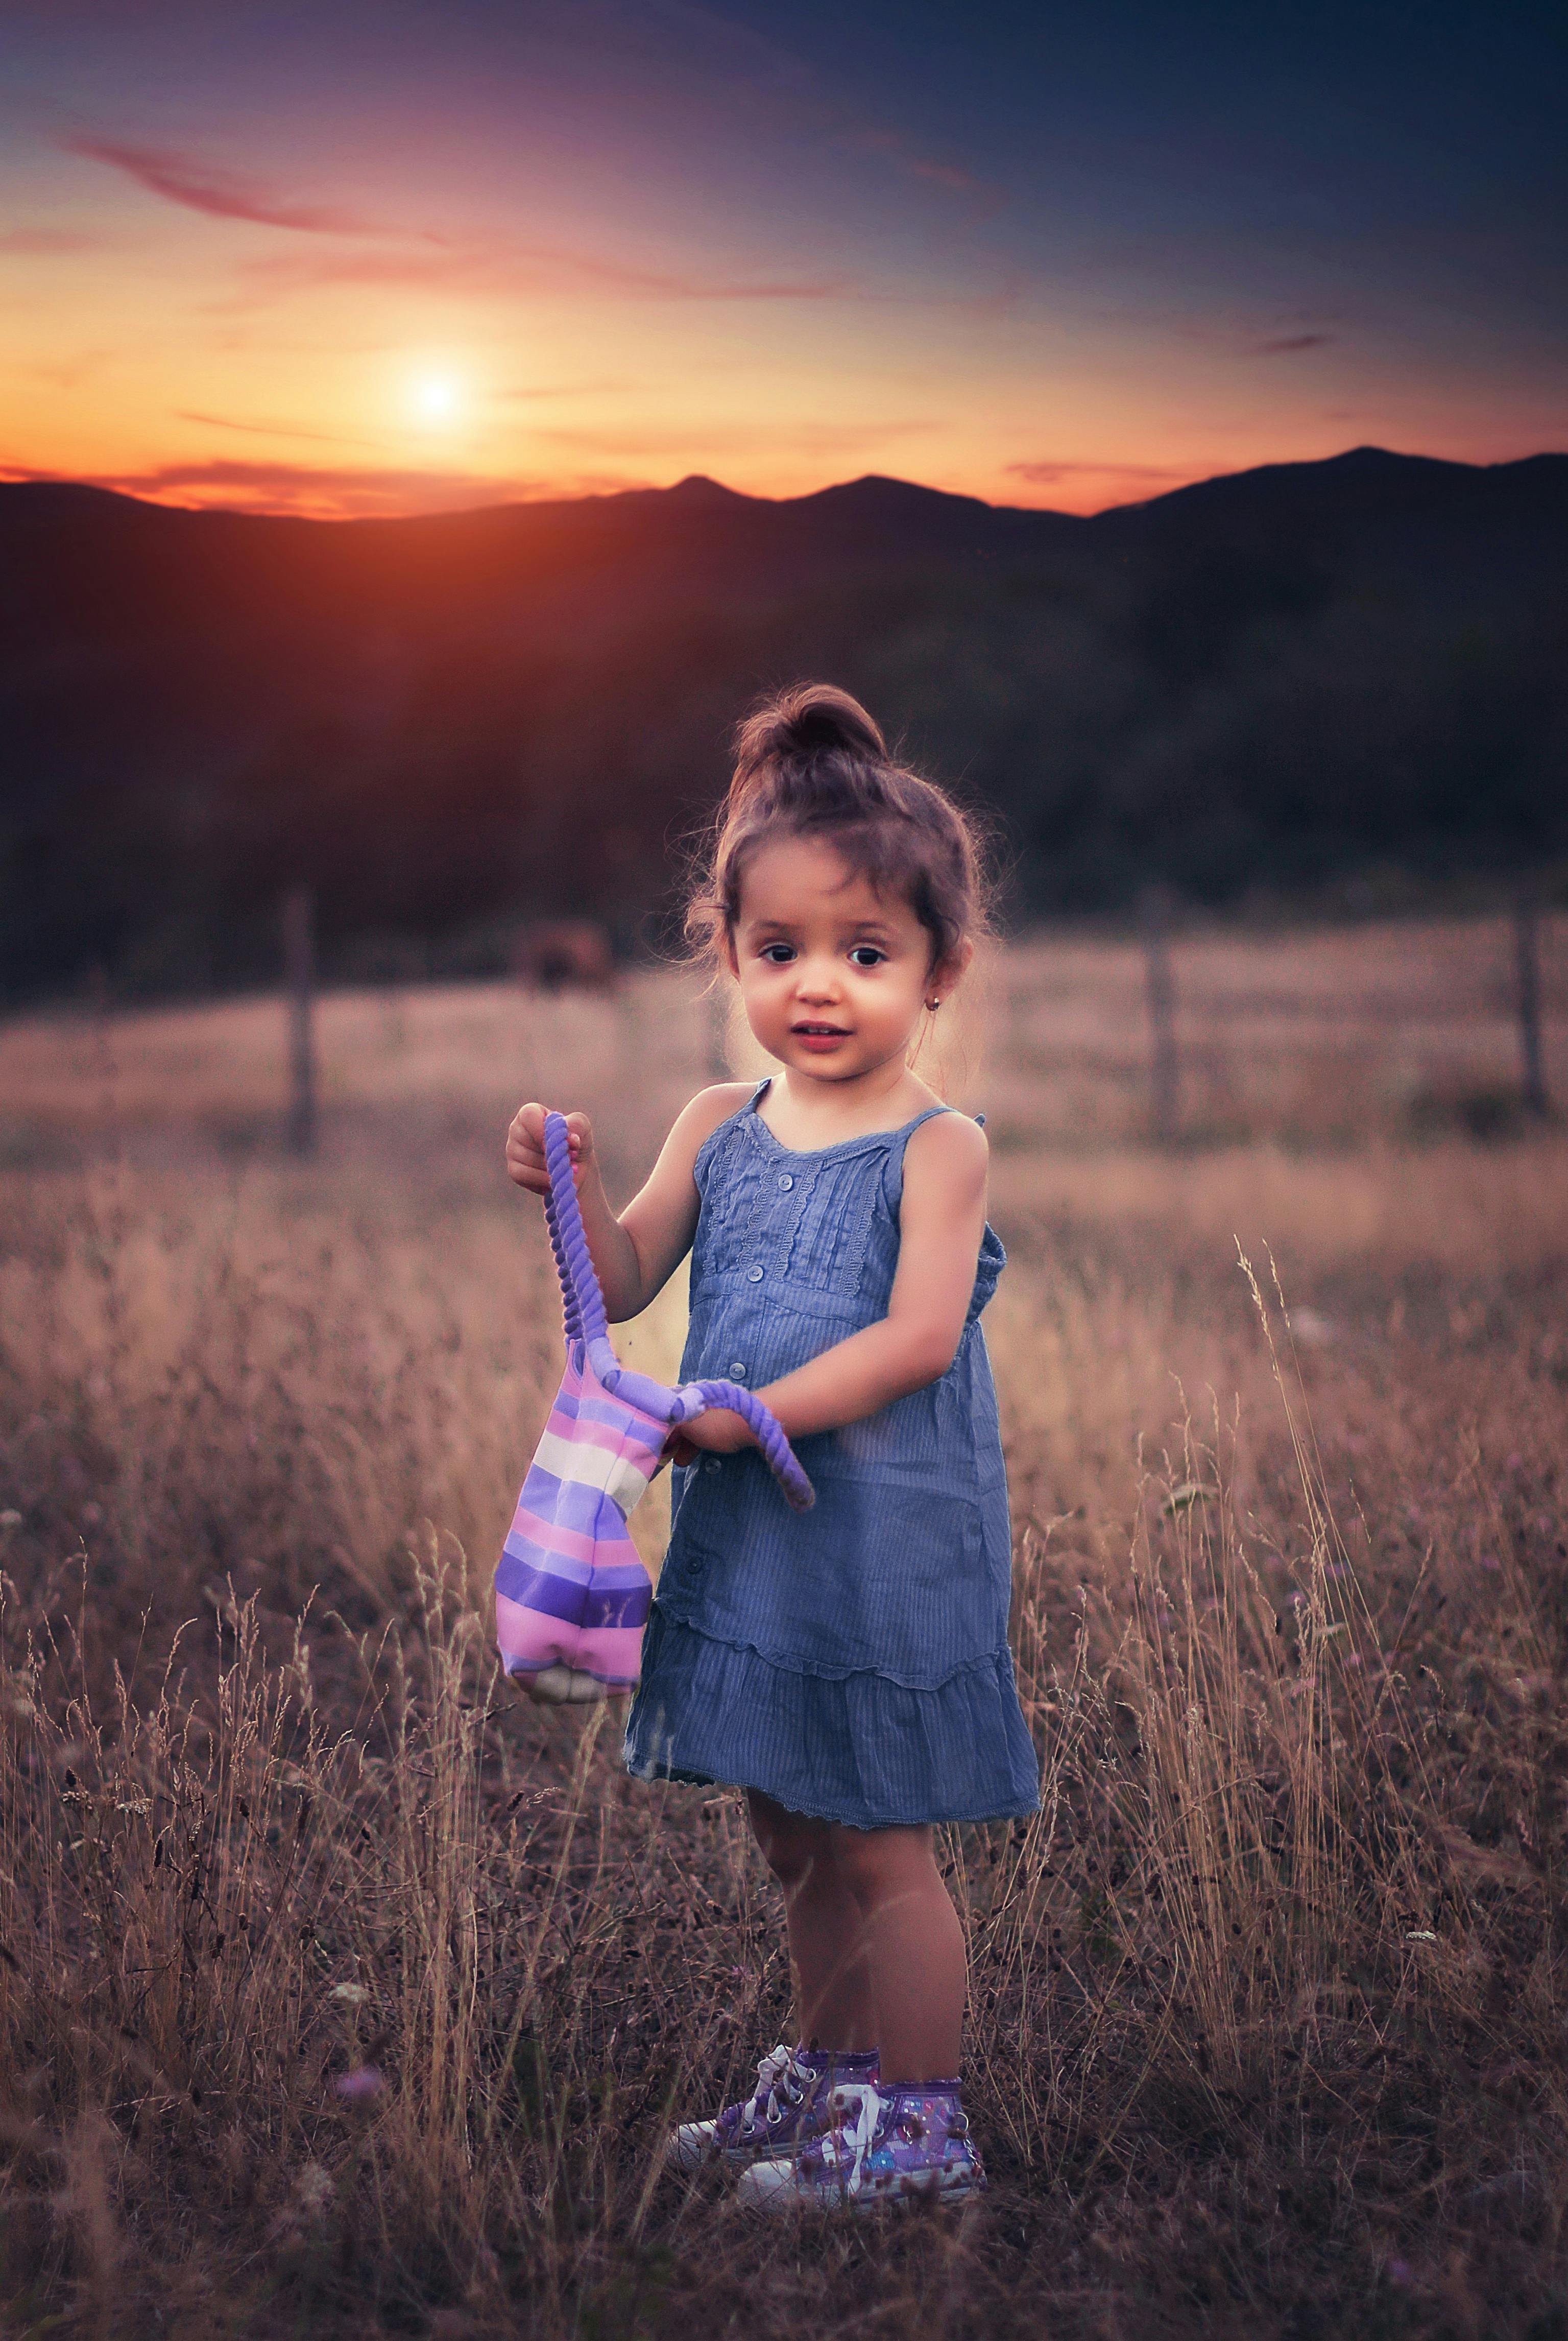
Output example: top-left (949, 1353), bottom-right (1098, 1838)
top-left (1513, 885), bottom-right (1549, 1117)
top-left (1141, 883), bottom-right (1179, 1144)
top-left (283, 887), bottom-right (318, 1157)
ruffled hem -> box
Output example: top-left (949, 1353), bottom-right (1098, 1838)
top-left (622, 1608), bottom-right (1041, 1830)
top-left (650, 1594), bottom-right (1016, 1692)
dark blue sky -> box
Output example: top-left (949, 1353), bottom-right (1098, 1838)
top-left (4, 0), bottom-right (1563, 515)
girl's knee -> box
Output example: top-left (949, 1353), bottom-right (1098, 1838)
top-left (747, 1791), bottom-right (830, 1889)
top-left (827, 1823), bottom-right (933, 1908)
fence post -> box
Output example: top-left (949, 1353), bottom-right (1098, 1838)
top-left (1141, 883), bottom-right (1179, 1144)
top-left (1513, 885), bottom-right (1549, 1118)
top-left (283, 886), bottom-right (318, 1157)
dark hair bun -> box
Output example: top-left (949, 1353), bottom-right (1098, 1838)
top-left (691, 679), bottom-right (989, 974)
top-left (735, 683), bottom-right (886, 778)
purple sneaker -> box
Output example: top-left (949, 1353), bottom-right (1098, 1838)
top-left (734, 2080), bottom-right (985, 2211)
top-left (666, 2042), bottom-right (879, 2172)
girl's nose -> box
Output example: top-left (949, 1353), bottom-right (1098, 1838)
top-left (795, 961), bottom-right (841, 1001)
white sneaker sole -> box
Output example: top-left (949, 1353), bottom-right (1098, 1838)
top-left (735, 2159), bottom-right (982, 2213)
top-left (666, 2119), bottom-right (821, 2173)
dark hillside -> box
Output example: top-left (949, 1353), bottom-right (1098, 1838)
top-left (2, 449), bottom-right (1564, 997)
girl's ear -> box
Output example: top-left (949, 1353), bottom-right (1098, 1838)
top-left (928, 936), bottom-right (974, 1006)
top-left (723, 930), bottom-right (740, 977)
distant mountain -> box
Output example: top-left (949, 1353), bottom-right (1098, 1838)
top-left (2, 448), bottom-right (1565, 998)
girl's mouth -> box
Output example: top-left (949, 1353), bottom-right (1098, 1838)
top-left (792, 1021), bottom-right (849, 1052)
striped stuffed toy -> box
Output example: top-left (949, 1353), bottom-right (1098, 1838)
top-left (496, 1112), bottom-right (813, 1704)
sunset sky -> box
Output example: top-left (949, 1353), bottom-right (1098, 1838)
top-left (4, 0), bottom-right (1564, 519)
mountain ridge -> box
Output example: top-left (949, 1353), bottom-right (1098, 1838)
top-left (6, 441), bottom-right (1565, 536)
top-left (2, 446), bottom-right (1564, 999)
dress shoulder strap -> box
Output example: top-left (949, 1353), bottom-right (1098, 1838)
top-left (904, 1105), bottom-right (986, 1134)
top-left (694, 1077), bottom-right (773, 1189)
top-left (883, 1102), bottom-right (952, 1199)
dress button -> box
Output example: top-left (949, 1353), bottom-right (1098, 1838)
top-left (728, 1361), bottom-right (748, 1380)
top-left (705, 1458), bottom-right (722, 1474)
top-left (746, 1265), bottom-right (764, 1282)
top-left (777, 1173), bottom-right (794, 1191)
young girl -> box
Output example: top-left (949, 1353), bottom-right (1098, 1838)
top-left (505, 685), bottom-right (1039, 2209)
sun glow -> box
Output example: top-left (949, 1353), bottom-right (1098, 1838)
top-left (408, 373), bottom-right (465, 428)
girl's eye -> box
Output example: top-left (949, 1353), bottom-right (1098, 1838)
top-left (849, 947), bottom-right (885, 968)
top-left (759, 944), bottom-right (796, 965)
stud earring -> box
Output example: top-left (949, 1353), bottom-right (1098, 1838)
top-left (925, 996), bottom-right (941, 1012)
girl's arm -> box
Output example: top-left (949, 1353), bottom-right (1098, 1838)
top-left (505, 1085), bottom-right (754, 1323)
top-left (675, 1113), bottom-right (991, 1453)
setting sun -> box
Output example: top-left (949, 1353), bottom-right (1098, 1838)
top-left (409, 374), bottom-right (464, 428)
top-left (1, 4), bottom-right (1559, 525)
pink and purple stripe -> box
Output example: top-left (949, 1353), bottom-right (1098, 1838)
top-left (495, 1350), bottom-right (664, 1689)
top-left (496, 1109), bottom-right (810, 1698)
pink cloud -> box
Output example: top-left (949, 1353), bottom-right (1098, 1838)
top-left (848, 127), bottom-right (991, 201)
top-left (233, 242), bottom-right (848, 304)
top-left (1006, 459), bottom-right (1191, 488)
top-left (66, 135), bottom-right (403, 238)
top-left (69, 131), bottom-right (850, 304)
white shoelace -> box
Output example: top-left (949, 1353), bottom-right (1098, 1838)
top-left (821, 2081), bottom-right (881, 2196)
top-left (737, 2042), bottom-right (809, 2135)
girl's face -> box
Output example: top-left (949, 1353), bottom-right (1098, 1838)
top-left (727, 834), bottom-right (964, 1088)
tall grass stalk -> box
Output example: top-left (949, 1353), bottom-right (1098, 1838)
top-left (1, 1077), bottom-right (1566, 2331)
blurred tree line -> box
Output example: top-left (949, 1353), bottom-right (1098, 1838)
top-left (1, 446), bottom-right (1564, 1000)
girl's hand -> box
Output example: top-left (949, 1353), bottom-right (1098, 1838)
top-left (663, 1407), bottom-right (755, 1467)
top-left (505, 1102), bottom-right (595, 1196)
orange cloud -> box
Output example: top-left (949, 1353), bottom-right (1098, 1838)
top-left (21, 455), bottom-right (578, 519)
top-left (535, 420), bottom-right (934, 458)
top-left (176, 409), bottom-right (381, 447)
top-left (497, 380), bottom-right (638, 402)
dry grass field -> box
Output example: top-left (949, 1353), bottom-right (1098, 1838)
top-left (1, 911), bottom-right (1566, 2339)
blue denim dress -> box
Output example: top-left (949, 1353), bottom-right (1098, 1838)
top-left (623, 1083), bottom-right (1041, 1829)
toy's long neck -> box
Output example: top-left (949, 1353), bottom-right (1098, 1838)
top-left (542, 1112), bottom-right (608, 1345)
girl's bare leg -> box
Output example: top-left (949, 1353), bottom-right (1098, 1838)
top-left (827, 1823), bottom-right (966, 2082)
top-left (746, 1790), bottom-right (875, 2051)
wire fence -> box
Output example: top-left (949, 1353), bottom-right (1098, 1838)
top-left (0, 905), bottom-right (1562, 1176)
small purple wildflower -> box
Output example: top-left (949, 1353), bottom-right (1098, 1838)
top-left (334, 2065), bottom-right (384, 2102)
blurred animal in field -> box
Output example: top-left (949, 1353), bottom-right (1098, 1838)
top-left (512, 920), bottom-right (616, 992)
